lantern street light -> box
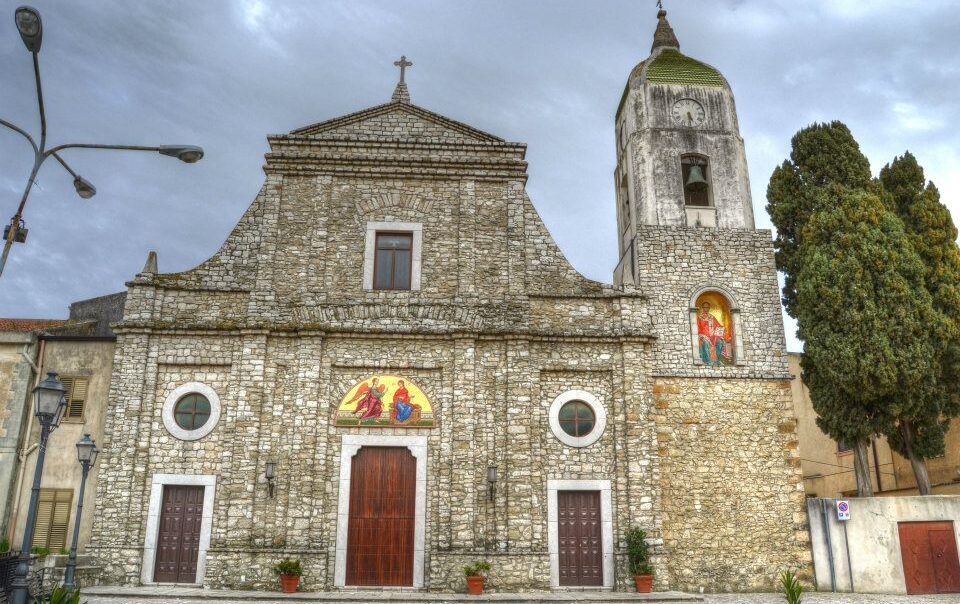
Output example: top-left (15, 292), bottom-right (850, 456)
top-left (10, 372), bottom-right (67, 604)
top-left (62, 434), bottom-right (99, 591)
top-left (0, 6), bottom-right (205, 278)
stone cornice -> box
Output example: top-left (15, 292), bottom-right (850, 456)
top-left (111, 323), bottom-right (653, 342)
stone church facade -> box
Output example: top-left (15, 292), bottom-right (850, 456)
top-left (90, 11), bottom-right (808, 593)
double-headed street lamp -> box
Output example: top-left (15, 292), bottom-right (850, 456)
top-left (10, 373), bottom-right (67, 604)
top-left (1, 6), bottom-right (205, 277)
top-left (62, 434), bottom-right (98, 591)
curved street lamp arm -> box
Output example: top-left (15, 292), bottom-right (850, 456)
top-left (0, 118), bottom-right (39, 154)
top-left (51, 152), bottom-right (80, 180)
top-left (43, 143), bottom-right (161, 157)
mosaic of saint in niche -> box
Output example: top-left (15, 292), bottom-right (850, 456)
top-left (335, 375), bottom-right (435, 428)
top-left (695, 291), bottom-right (734, 366)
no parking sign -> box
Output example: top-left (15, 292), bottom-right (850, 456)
top-left (836, 499), bottom-right (851, 521)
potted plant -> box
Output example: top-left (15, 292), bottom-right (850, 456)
top-left (273, 558), bottom-right (303, 593)
top-left (626, 527), bottom-right (653, 593)
top-left (463, 560), bottom-right (491, 595)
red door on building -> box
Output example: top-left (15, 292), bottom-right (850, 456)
top-left (154, 485), bottom-right (205, 583)
top-left (898, 521), bottom-right (960, 594)
top-left (557, 490), bottom-right (603, 586)
top-left (345, 447), bottom-right (416, 586)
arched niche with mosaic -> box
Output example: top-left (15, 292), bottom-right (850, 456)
top-left (335, 375), bottom-right (435, 428)
top-left (689, 286), bottom-right (744, 367)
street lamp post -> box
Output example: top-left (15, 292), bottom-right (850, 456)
top-left (0, 5), bottom-right (205, 278)
top-left (62, 434), bottom-right (98, 591)
top-left (9, 372), bottom-right (67, 604)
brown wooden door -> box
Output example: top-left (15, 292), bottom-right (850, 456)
top-left (154, 485), bottom-right (205, 583)
top-left (346, 447), bottom-right (416, 586)
top-left (557, 490), bottom-right (603, 586)
top-left (899, 521), bottom-right (960, 594)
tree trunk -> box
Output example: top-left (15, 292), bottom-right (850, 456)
top-left (900, 422), bottom-right (932, 495)
top-left (853, 440), bottom-right (874, 497)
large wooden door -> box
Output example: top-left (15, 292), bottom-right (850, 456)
top-left (154, 485), bottom-right (205, 583)
top-left (346, 447), bottom-right (416, 586)
top-left (557, 490), bottom-right (603, 586)
top-left (899, 521), bottom-right (960, 594)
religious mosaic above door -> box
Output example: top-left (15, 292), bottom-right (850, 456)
top-left (695, 291), bottom-right (734, 366)
top-left (335, 375), bottom-right (435, 428)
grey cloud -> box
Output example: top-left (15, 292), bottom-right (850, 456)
top-left (2, 1), bottom-right (958, 353)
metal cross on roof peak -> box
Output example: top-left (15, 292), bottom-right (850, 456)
top-left (394, 55), bottom-right (413, 84)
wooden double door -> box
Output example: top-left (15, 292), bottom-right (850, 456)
top-left (154, 485), bottom-right (204, 583)
top-left (557, 490), bottom-right (603, 586)
top-left (899, 521), bottom-right (960, 594)
top-left (346, 446), bottom-right (417, 586)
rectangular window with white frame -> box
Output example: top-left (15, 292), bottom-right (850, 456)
top-left (362, 221), bottom-right (422, 291)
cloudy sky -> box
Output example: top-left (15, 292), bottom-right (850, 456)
top-left (1, 0), bottom-right (958, 350)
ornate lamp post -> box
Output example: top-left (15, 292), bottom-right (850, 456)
top-left (1, 6), bottom-right (205, 277)
top-left (10, 372), bottom-right (67, 604)
top-left (62, 434), bottom-right (98, 591)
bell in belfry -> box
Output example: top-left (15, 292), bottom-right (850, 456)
top-left (685, 164), bottom-right (708, 192)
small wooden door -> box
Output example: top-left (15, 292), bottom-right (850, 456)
top-left (346, 447), bottom-right (416, 586)
top-left (899, 521), bottom-right (960, 594)
top-left (557, 490), bottom-right (603, 586)
top-left (154, 485), bottom-right (205, 583)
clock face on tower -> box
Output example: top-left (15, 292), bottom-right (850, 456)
top-left (672, 99), bottom-right (706, 127)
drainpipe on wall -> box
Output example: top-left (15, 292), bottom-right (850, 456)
top-left (6, 338), bottom-right (45, 544)
top-left (820, 498), bottom-right (837, 592)
top-left (842, 519), bottom-right (855, 592)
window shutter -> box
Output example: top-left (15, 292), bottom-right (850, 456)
top-left (32, 494), bottom-right (53, 549)
top-left (31, 489), bottom-right (73, 550)
top-left (60, 376), bottom-right (88, 420)
top-left (49, 491), bottom-right (73, 550)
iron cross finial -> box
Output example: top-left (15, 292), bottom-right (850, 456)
top-left (394, 55), bottom-right (413, 84)
top-left (657, 0), bottom-right (664, 10)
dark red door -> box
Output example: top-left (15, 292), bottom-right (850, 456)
top-left (346, 447), bottom-right (416, 586)
top-left (154, 485), bottom-right (205, 583)
top-left (899, 521), bottom-right (960, 594)
top-left (558, 490), bottom-right (603, 586)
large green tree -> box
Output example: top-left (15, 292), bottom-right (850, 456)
top-left (767, 122), bottom-right (872, 316)
top-left (796, 186), bottom-right (938, 496)
top-left (878, 153), bottom-right (960, 493)
top-left (766, 122), bottom-right (877, 495)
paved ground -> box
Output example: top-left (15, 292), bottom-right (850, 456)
top-left (703, 595), bottom-right (960, 603)
top-left (79, 586), bottom-right (960, 604)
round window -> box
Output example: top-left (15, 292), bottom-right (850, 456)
top-left (173, 393), bottom-right (211, 431)
top-left (548, 390), bottom-right (606, 448)
top-left (558, 400), bottom-right (595, 437)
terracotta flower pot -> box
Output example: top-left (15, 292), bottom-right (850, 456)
top-left (634, 574), bottom-right (653, 593)
top-left (466, 575), bottom-right (486, 595)
top-left (279, 573), bottom-right (300, 593)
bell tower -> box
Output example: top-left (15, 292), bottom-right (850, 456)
top-left (613, 9), bottom-right (755, 284)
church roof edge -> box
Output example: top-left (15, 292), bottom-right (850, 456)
top-left (289, 100), bottom-right (506, 143)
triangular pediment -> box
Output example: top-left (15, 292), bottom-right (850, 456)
top-left (290, 101), bottom-right (504, 144)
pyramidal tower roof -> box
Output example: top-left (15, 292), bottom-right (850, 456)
top-left (632, 9), bottom-right (725, 88)
top-left (650, 8), bottom-right (680, 53)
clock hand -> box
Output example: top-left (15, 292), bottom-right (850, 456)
top-left (686, 111), bottom-right (693, 125)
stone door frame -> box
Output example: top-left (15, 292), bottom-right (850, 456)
top-left (334, 434), bottom-right (427, 588)
top-left (547, 479), bottom-right (614, 589)
top-left (141, 473), bottom-right (217, 586)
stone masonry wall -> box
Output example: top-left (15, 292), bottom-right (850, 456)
top-left (653, 377), bottom-right (810, 591)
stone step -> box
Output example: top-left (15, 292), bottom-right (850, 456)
top-left (83, 586), bottom-right (703, 603)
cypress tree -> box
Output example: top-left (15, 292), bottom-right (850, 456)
top-left (766, 122), bottom-right (875, 495)
top-left (796, 186), bottom-right (937, 496)
top-left (766, 122), bottom-right (872, 317)
top-left (878, 153), bottom-right (960, 493)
